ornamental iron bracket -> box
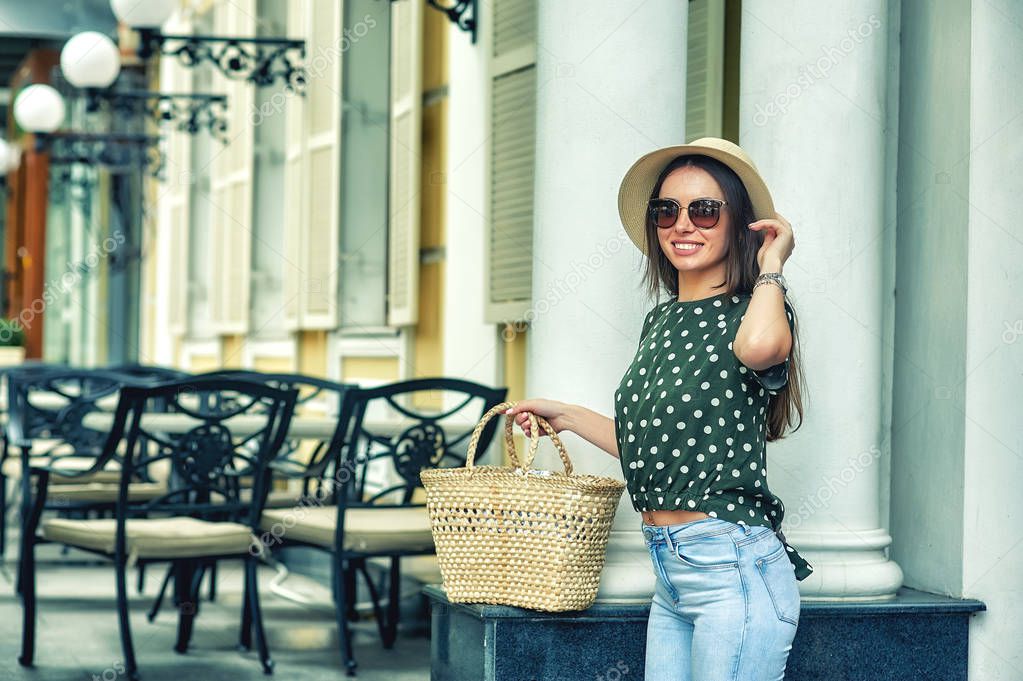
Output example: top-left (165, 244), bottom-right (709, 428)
top-left (137, 30), bottom-right (306, 92)
top-left (39, 132), bottom-right (165, 180)
top-left (83, 90), bottom-right (229, 144)
top-left (425, 0), bottom-right (477, 43)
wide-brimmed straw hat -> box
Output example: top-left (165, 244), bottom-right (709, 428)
top-left (617, 136), bottom-right (776, 254)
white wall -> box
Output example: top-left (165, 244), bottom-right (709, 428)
top-left (528, 0), bottom-right (688, 599)
top-left (963, 0), bottom-right (1023, 676)
top-left (890, 0), bottom-right (971, 594)
top-left (442, 10), bottom-right (500, 388)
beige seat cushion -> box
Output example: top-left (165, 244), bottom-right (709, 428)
top-left (42, 516), bottom-right (256, 559)
top-left (259, 506), bottom-right (435, 553)
top-left (2, 456), bottom-right (122, 484)
top-left (45, 482), bottom-right (167, 503)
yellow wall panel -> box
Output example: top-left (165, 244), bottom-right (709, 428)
top-left (187, 354), bottom-right (220, 373)
top-left (252, 356), bottom-right (294, 373)
top-left (341, 356), bottom-right (399, 383)
top-left (220, 335), bottom-right (244, 367)
top-left (298, 330), bottom-right (328, 378)
top-left (422, 6), bottom-right (448, 93)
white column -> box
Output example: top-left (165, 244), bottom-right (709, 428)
top-left (740, 1), bottom-right (903, 599)
top-left (529, 0), bottom-right (688, 600)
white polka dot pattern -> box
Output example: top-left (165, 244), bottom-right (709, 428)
top-left (614, 292), bottom-right (813, 580)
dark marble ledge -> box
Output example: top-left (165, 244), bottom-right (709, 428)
top-left (423, 585), bottom-right (986, 620)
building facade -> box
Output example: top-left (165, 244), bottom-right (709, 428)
top-left (4, 1), bottom-right (1017, 677)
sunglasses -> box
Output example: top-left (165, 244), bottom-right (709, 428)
top-left (648, 197), bottom-right (729, 229)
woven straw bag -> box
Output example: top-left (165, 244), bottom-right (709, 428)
top-left (420, 401), bottom-right (626, 612)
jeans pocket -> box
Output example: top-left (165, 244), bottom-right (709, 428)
top-left (672, 533), bottom-right (739, 570)
top-left (756, 544), bottom-right (800, 625)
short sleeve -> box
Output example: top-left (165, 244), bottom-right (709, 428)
top-left (639, 303), bottom-right (666, 344)
top-left (750, 300), bottom-right (795, 396)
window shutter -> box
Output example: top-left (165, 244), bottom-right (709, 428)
top-left (210, 0), bottom-right (255, 334)
top-left (280, 0), bottom-right (341, 330)
top-left (300, 0), bottom-right (342, 329)
top-left (281, 0), bottom-right (307, 330)
top-left (160, 18), bottom-right (192, 336)
top-left (685, 0), bottom-right (725, 139)
top-left (484, 0), bottom-right (537, 323)
top-left (386, 0), bottom-right (423, 327)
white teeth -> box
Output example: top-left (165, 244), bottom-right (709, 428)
top-left (673, 243), bottom-right (702, 251)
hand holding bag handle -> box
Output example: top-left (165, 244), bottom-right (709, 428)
top-left (464, 400), bottom-right (574, 475)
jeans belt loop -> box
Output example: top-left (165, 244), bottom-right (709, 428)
top-left (663, 526), bottom-right (676, 556)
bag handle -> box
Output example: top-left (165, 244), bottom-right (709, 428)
top-left (465, 401), bottom-right (574, 476)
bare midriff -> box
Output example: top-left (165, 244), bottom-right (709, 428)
top-left (642, 509), bottom-right (711, 526)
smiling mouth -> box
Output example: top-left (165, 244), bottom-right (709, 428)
top-left (671, 241), bottom-right (704, 252)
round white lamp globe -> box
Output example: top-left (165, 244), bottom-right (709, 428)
top-left (0, 139), bottom-right (11, 175)
top-left (13, 84), bottom-right (66, 134)
top-left (61, 31), bottom-right (121, 89)
top-left (110, 0), bottom-right (177, 28)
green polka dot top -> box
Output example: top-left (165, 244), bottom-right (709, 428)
top-left (614, 291), bottom-right (814, 581)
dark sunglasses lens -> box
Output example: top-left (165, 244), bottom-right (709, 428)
top-left (689, 199), bottom-right (721, 228)
top-left (649, 200), bottom-right (679, 228)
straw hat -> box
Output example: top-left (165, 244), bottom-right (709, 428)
top-left (617, 136), bottom-right (777, 254)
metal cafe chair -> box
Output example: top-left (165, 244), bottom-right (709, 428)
top-left (194, 370), bottom-right (359, 506)
top-left (144, 369), bottom-right (358, 624)
top-left (16, 377), bottom-right (298, 680)
top-left (106, 363), bottom-right (194, 595)
top-left (1, 367), bottom-right (156, 562)
top-left (257, 377), bottom-right (507, 676)
top-left (0, 362), bottom-right (66, 558)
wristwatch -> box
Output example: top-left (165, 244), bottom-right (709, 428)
top-left (754, 272), bottom-right (787, 295)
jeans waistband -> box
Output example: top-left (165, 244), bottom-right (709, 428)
top-left (641, 517), bottom-right (749, 543)
top-left (641, 517), bottom-right (790, 550)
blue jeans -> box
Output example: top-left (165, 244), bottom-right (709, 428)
top-left (641, 517), bottom-right (800, 681)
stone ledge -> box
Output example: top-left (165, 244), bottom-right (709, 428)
top-left (424, 585), bottom-right (986, 681)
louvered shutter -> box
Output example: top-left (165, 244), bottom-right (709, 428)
top-left (386, 0), bottom-right (423, 327)
top-left (484, 0), bottom-right (536, 323)
top-left (685, 0), bottom-right (725, 139)
top-left (161, 17), bottom-right (192, 336)
top-left (210, 0), bottom-right (255, 334)
top-left (280, 0), bottom-right (341, 330)
top-left (281, 0), bottom-right (306, 330)
top-left (300, 0), bottom-right (342, 328)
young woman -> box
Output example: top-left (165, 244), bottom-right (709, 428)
top-left (506, 137), bottom-right (812, 680)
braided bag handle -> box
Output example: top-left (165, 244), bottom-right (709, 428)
top-left (464, 401), bottom-right (574, 476)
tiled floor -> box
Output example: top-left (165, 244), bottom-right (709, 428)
top-left (0, 545), bottom-right (432, 680)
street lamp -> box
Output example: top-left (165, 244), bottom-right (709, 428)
top-left (111, 0), bottom-right (306, 90)
top-left (109, 0), bottom-right (177, 28)
top-left (60, 27), bottom-right (231, 143)
top-left (60, 31), bottom-right (122, 89)
top-left (13, 82), bottom-right (164, 177)
top-left (0, 138), bottom-right (19, 180)
top-left (13, 84), bottom-right (67, 134)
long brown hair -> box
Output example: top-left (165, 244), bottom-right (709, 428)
top-left (642, 154), bottom-right (803, 440)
